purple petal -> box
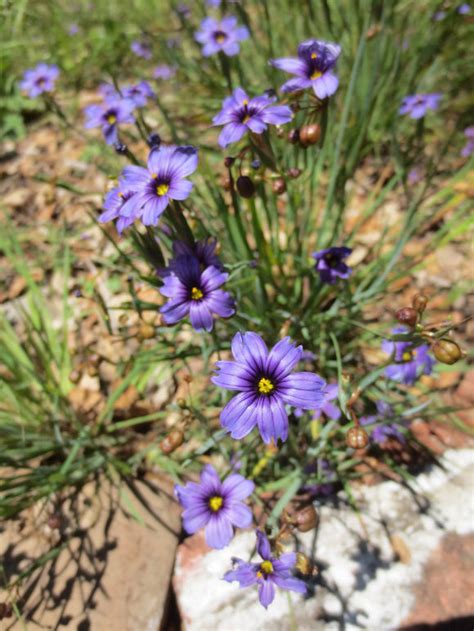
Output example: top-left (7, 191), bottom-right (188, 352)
top-left (200, 464), bottom-right (222, 492)
top-left (265, 337), bottom-right (302, 379)
top-left (256, 530), bottom-right (271, 560)
top-left (280, 77), bottom-right (312, 93)
top-left (189, 301), bottom-right (214, 332)
top-left (205, 513), bottom-right (233, 549)
top-left (279, 372), bottom-right (326, 409)
top-left (226, 503), bottom-right (253, 528)
top-left (182, 505), bottom-right (211, 533)
top-left (258, 580), bottom-right (275, 608)
top-left (168, 179), bottom-right (193, 201)
top-left (231, 332), bottom-right (267, 372)
top-left (212, 361), bottom-right (254, 391)
top-left (271, 57), bottom-right (307, 76)
top-left (224, 562), bottom-right (258, 587)
top-left (313, 72), bottom-right (339, 99)
top-left (220, 392), bottom-right (259, 439)
top-left (272, 575), bottom-right (307, 594)
top-left (218, 123), bottom-right (247, 147)
top-left (273, 552), bottom-right (296, 571)
top-left (257, 396), bottom-right (289, 444)
top-left (222, 474), bottom-right (255, 500)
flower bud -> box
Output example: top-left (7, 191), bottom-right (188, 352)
top-left (138, 322), bottom-right (155, 340)
top-left (0, 603), bottom-right (13, 620)
top-left (294, 505), bottom-right (318, 532)
top-left (395, 307), bottom-right (418, 328)
top-left (412, 293), bottom-right (428, 314)
top-left (69, 369), bottom-right (82, 384)
top-left (299, 123), bottom-right (321, 147)
top-left (160, 429), bottom-right (184, 454)
top-left (264, 88), bottom-right (276, 98)
top-left (114, 142), bottom-right (127, 155)
top-left (288, 129), bottom-right (300, 144)
top-left (236, 175), bottom-right (255, 198)
top-left (177, 398), bottom-right (187, 408)
top-left (287, 167), bottom-right (302, 179)
top-left (47, 514), bottom-right (62, 530)
top-left (346, 427), bottom-right (369, 449)
top-left (251, 159), bottom-right (261, 170)
top-left (147, 132), bottom-right (161, 148)
top-left (224, 156), bottom-right (235, 168)
top-left (432, 339), bottom-right (462, 365)
top-left (272, 178), bottom-right (286, 195)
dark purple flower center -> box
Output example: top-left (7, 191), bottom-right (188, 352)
top-left (303, 48), bottom-right (333, 77)
top-left (208, 495), bottom-right (223, 512)
top-left (213, 30), bottom-right (228, 44)
top-left (239, 101), bottom-right (257, 124)
top-left (323, 252), bottom-right (340, 267)
top-left (36, 77), bottom-right (47, 87)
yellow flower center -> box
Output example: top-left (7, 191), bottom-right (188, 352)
top-left (215, 32), bottom-right (226, 43)
top-left (191, 287), bottom-right (203, 301)
top-left (402, 351), bottom-right (413, 361)
top-left (311, 70), bottom-right (322, 80)
top-left (209, 496), bottom-right (223, 512)
top-left (311, 52), bottom-right (318, 59)
top-left (258, 377), bottom-right (274, 394)
top-left (107, 114), bottom-right (117, 124)
top-left (258, 560), bottom-right (274, 577)
top-left (156, 183), bottom-right (169, 196)
top-left (243, 99), bottom-right (249, 105)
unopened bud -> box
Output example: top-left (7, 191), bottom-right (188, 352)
top-left (88, 352), bottom-right (101, 367)
top-left (412, 293), bottom-right (428, 314)
top-left (264, 88), bottom-right (276, 98)
top-left (236, 175), bottom-right (255, 198)
top-left (114, 142), bottom-right (127, 155)
top-left (69, 369), bottom-right (82, 384)
top-left (395, 307), bottom-right (418, 328)
top-left (299, 123), bottom-right (321, 147)
top-left (294, 505), bottom-right (318, 532)
top-left (160, 429), bottom-right (184, 454)
top-left (0, 603), bottom-right (13, 620)
top-left (47, 514), bottom-right (61, 530)
top-left (272, 178), bottom-right (286, 195)
top-left (432, 339), bottom-right (462, 365)
top-left (346, 427), bottom-right (369, 449)
top-left (288, 128), bottom-right (300, 144)
top-left (224, 156), bottom-right (235, 168)
top-left (287, 167), bottom-right (302, 179)
top-left (138, 322), bottom-right (155, 340)
top-left (250, 159), bottom-right (261, 170)
top-left (147, 132), bottom-right (161, 148)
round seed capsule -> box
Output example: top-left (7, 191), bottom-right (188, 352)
top-left (236, 175), bottom-right (255, 198)
top-left (432, 339), bottom-right (462, 365)
top-left (299, 123), bottom-right (321, 147)
top-left (346, 427), bottom-right (369, 449)
top-left (294, 505), bottom-right (318, 532)
top-left (395, 307), bottom-right (418, 327)
top-left (412, 293), bottom-right (428, 314)
top-left (272, 178), bottom-right (286, 195)
top-left (160, 429), bottom-right (184, 454)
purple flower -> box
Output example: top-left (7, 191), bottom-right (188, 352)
top-left (407, 167), bottom-right (424, 185)
top-left (399, 93), bottom-right (442, 119)
top-left (175, 464), bottom-right (254, 549)
top-left (312, 246), bottom-right (352, 285)
top-left (458, 3), bottom-right (471, 14)
top-left (461, 126), bottom-right (474, 157)
top-left (119, 145), bottom-right (198, 226)
top-left (83, 98), bottom-right (135, 144)
top-left (131, 40), bottom-right (152, 59)
top-left (68, 23), bottom-right (79, 35)
top-left (98, 182), bottom-right (137, 233)
top-left (123, 81), bottom-right (155, 108)
top-left (165, 238), bottom-right (224, 275)
top-left (271, 39), bottom-right (341, 100)
top-left (19, 63), bottom-right (60, 98)
top-left (224, 530), bottom-right (307, 608)
top-left (360, 401), bottom-right (406, 444)
top-left (433, 10), bottom-right (446, 20)
top-left (159, 255), bottom-right (235, 332)
top-left (153, 64), bottom-right (176, 80)
top-left (212, 332), bottom-right (326, 444)
top-left (98, 82), bottom-right (119, 100)
top-left (381, 326), bottom-right (435, 385)
top-left (195, 16), bottom-right (249, 57)
top-left (213, 87), bottom-right (293, 148)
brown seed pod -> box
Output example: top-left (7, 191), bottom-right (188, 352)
top-left (287, 167), bottom-right (302, 179)
top-left (346, 427), bottom-right (369, 449)
top-left (299, 123), bottom-right (321, 147)
top-left (294, 505), bottom-right (318, 532)
top-left (432, 339), bottom-right (462, 365)
top-left (295, 552), bottom-right (317, 576)
top-left (47, 514), bottom-right (62, 530)
top-left (236, 175), bottom-right (255, 198)
top-left (0, 603), bottom-right (13, 620)
top-left (395, 307), bottom-right (418, 328)
top-left (287, 128), bottom-right (300, 144)
top-left (138, 322), bottom-right (155, 340)
top-left (412, 293), bottom-right (428, 314)
top-left (224, 156), bottom-right (235, 168)
top-left (160, 429), bottom-right (185, 454)
top-left (272, 178), bottom-right (286, 195)
top-left (69, 369), bottom-right (82, 384)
